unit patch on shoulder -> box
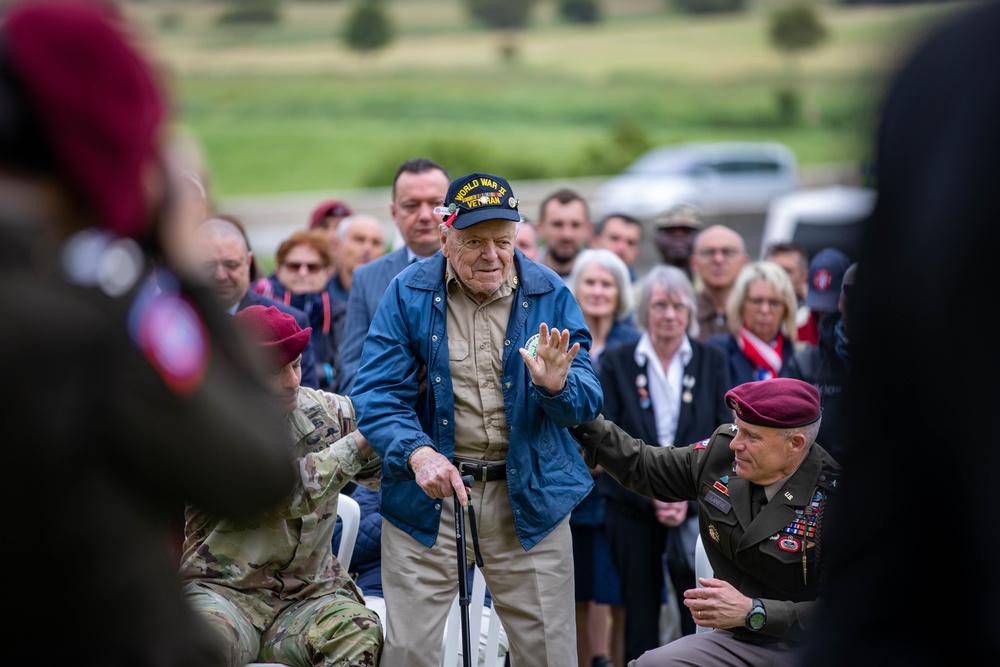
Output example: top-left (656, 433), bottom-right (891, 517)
top-left (134, 292), bottom-right (209, 396)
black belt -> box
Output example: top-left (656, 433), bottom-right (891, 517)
top-left (457, 461), bottom-right (507, 483)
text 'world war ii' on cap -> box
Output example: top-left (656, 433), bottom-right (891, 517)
top-left (234, 305), bottom-right (312, 372)
top-left (435, 172), bottom-right (520, 230)
top-left (806, 247), bottom-right (851, 313)
top-left (725, 378), bottom-right (821, 428)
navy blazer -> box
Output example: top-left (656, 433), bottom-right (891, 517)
top-left (338, 247), bottom-right (412, 396)
top-left (238, 291), bottom-right (319, 389)
top-left (597, 338), bottom-right (732, 512)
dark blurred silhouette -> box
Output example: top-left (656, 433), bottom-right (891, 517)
top-left (800, 2), bottom-right (1000, 665)
top-left (0, 2), bottom-right (294, 665)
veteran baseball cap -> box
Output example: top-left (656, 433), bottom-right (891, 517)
top-left (435, 172), bottom-right (521, 230)
top-left (725, 378), bottom-right (821, 428)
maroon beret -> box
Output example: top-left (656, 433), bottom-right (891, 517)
top-left (234, 306), bottom-right (312, 372)
top-left (309, 199), bottom-right (353, 229)
top-left (4, 0), bottom-right (165, 240)
top-left (725, 378), bottom-right (821, 428)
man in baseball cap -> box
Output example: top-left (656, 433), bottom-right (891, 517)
top-left (309, 199), bottom-right (354, 271)
top-left (181, 304), bottom-right (384, 667)
top-left (568, 375), bottom-right (839, 667)
top-left (352, 170), bottom-right (604, 664)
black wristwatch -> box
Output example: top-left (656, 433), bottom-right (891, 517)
top-left (746, 598), bottom-right (766, 631)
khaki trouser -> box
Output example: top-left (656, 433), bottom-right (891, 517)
top-left (380, 479), bottom-right (577, 667)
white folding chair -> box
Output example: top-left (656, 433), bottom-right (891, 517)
top-left (335, 492), bottom-right (361, 572)
top-left (440, 566), bottom-right (507, 667)
top-left (246, 493), bottom-right (361, 667)
top-left (694, 532), bottom-right (715, 634)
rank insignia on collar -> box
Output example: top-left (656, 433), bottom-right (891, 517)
top-left (729, 424), bottom-right (739, 433)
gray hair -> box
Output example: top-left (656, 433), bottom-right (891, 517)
top-left (636, 264), bottom-right (699, 338)
top-left (337, 213), bottom-right (384, 242)
top-left (198, 217), bottom-right (248, 255)
top-left (777, 417), bottom-right (822, 447)
top-left (568, 248), bottom-right (634, 322)
top-left (725, 261), bottom-right (799, 340)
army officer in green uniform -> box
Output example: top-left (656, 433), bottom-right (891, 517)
top-left (550, 344), bottom-right (840, 667)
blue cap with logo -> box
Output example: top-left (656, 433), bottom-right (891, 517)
top-left (435, 172), bottom-right (521, 230)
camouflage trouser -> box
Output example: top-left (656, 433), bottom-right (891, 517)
top-left (184, 582), bottom-right (383, 667)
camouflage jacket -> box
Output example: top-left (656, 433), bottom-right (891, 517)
top-left (179, 387), bottom-right (382, 628)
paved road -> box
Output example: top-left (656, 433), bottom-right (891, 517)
top-left (219, 164), bottom-right (859, 270)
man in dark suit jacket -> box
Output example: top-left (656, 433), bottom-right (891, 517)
top-left (338, 158), bottom-right (449, 395)
top-left (197, 217), bottom-right (319, 388)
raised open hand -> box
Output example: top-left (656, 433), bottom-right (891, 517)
top-left (518, 322), bottom-right (580, 394)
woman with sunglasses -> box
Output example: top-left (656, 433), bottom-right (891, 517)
top-left (265, 229), bottom-right (347, 390)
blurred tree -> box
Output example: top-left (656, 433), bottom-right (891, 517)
top-left (216, 0), bottom-right (282, 26)
top-left (768, 1), bottom-right (828, 125)
top-left (671, 0), bottom-right (747, 15)
top-left (464, 0), bottom-right (539, 62)
top-left (558, 0), bottom-right (602, 23)
top-left (464, 0), bottom-right (539, 28)
top-left (344, 0), bottom-right (394, 54)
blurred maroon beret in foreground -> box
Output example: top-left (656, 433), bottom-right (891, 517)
top-left (3, 0), bottom-right (166, 240)
top-left (725, 378), bottom-right (821, 428)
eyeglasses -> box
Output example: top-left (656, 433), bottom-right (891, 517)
top-left (283, 261), bottom-right (325, 274)
top-left (650, 301), bottom-right (689, 314)
top-left (746, 297), bottom-right (785, 310)
top-left (695, 247), bottom-right (742, 260)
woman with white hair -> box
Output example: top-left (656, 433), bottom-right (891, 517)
top-left (705, 260), bottom-right (799, 386)
top-left (596, 264), bottom-right (732, 662)
top-left (567, 248), bottom-right (640, 667)
top-left (568, 248), bottom-right (640, 372)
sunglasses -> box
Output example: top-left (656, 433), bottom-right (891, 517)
top-left (283, 261), bottom-right (325, 274)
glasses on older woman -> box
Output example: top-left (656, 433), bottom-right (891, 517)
top-left (746, 297), bottom-right (784, 310)
top-left (283, 261), bottom-right (325, 274)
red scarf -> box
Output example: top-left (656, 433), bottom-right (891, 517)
top-left (738, 326), bottom-right (784, 380)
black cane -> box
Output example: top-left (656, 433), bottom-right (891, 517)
top-left (454, 474), bottom-right (477, 667)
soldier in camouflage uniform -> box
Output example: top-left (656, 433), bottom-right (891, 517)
top-left (180, 305), bottom-right (383, 667)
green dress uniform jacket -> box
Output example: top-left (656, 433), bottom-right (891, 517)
top-left (571, 415), bottom-right (840, 644)
top-left (179, 387), bottom-right (381, 629)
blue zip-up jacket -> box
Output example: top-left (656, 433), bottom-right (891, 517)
top-left (353, 249), bottom-right (604, 550)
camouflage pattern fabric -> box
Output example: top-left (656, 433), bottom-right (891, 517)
top-left (185, 582), bottom-right (381, 667)
top-left (180, 387), bottom-right (383, 666)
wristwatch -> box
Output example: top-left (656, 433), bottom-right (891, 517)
top-left (746, 598), bottom-right (766, 631)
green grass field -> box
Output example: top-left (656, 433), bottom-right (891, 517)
top-left (126, 0), bottom-right (965, 197)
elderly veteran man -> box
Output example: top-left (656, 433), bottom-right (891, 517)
top-left (179, 305), bottom-right (383, 667)
top-left (352, 171), bottom-right (604, 666)
top-left (566, 377), bottom-right (840, 667)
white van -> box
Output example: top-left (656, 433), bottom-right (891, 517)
top-left (759, 185), bottom-right (875, 261)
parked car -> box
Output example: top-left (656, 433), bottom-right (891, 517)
top-left (759, 185), bottom-right (876, 262)
top-left (591, 141), bottom-right (799, 221)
